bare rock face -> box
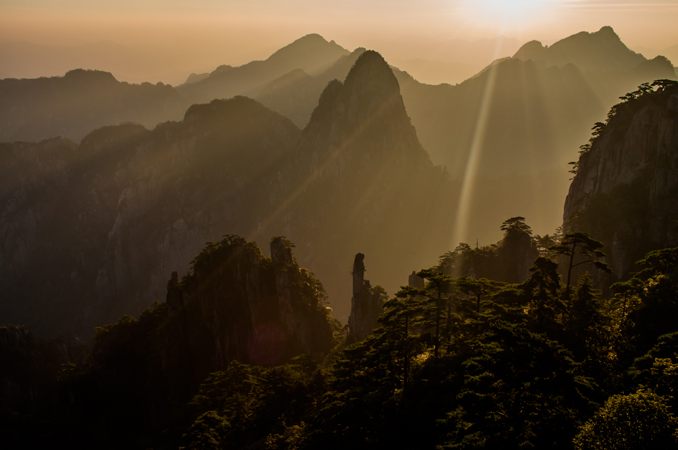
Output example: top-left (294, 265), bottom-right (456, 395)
top-left (347, 253), bottom-right (384, 343)
top-left (563, 82), bottom-right (678, 281)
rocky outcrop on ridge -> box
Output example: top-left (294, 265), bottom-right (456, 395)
top-left (347, 253), bottom-right (384, 343)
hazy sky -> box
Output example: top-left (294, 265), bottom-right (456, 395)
top-left (2, 0), bottom-right (678, 83)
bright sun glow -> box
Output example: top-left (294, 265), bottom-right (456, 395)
top-left (461, 0), bottom-right (558, 28)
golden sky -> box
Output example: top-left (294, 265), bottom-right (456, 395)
top-left (2, 0), bottom-right (678, 83)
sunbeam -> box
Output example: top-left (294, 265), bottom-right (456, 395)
top-left (450, 35), bottom-right (503, 248)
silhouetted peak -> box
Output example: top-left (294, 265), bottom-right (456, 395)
top-left (292, 33), bottom-right (326, 45)
top-left (305, 49), bottom-right (429, 166)
top-left (309, 50), bottom-right (405, 126)
top-left (212, 65), bottom-right (233, 75)
top-left (596, 25), bottom-right (619, 39)
top-left (267, 33), bottom-right (347, 63)
top-left (63, 69), bottom-right (118, 85)
top-left (184, 72), bottom-right (210, 85)
top-left (513, 40), bottom-right (546, 61)
top-left (343, 50), bottom-right (400, 97)
top-left (183, 96), bottom-right (273, 124)
top-left (351, 50), bottom-right (390, 72)
top-left (80, 123), bottom-right (148, 152)
top-left (632, 55), bottom-right (677, 78)
top-left (514, 26), bottom-right (644, 72)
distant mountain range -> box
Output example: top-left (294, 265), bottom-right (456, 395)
top-left (0, 51), bottom-right (454, 337)
top-left (251, 26), bottom-right (676, 240)
top-left (1, 27), bottom-right (677, 338)
top-left (177, 34), bottom-right (349, 105)
top-left (0, 40), bottom-right (207, 85)
top-left (0, 69), bottom-right (186, 143)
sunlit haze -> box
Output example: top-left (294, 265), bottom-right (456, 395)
top-left (2, 0), bottom-right (678, 84)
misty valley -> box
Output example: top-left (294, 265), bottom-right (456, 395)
top-left (2, 27), bottom-right (678, 449)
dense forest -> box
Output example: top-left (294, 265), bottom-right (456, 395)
top-left (4, 215), bottom-right (678, 448)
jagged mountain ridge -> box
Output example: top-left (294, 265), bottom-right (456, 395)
top-left (514, 26), bottom-right (676, 110)
top-left (0, 51), bottom-right (455, 337)
top-left (513, 26), bottom-right (647, 72)
top-left (0, 34), bottom-right (349, 145)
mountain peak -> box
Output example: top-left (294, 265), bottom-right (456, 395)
top-left (63, 69), bottom-right (118, 85)
top-left (513, 26), bottom-right (645, 72)
top-left (596, 25), bottom-right (618, 37)
top-left (293, 33), bottom-right (327, 44)
top-left (304, 49), bottom-right (429, 167)
top-left (513, 40), bottom-right (546, 61)
top-left (266, 34), bottom-right (349, 75)
top-left (342, 50), bottom-right (401, 101)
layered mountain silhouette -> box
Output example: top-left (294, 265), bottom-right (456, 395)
top-left (177, 34), bottom-right (349, 104)
top-left (252, 27), bottom-right (675, 241)
top-left (2, 28), bottom-right (677, 338)
top-left (401, 26), bottom-right (675, 239)
top-left (257, 48), bottom-right (366, 127)
top-left (0, 69), bottom-right (186, 143)
top-left (0, 51), bottom-right (454, 337)
top-left (514, 26), bottom-right (646, 72)
top-left (0, 34), bottom-right (349, 144)
top-left (513, 26), bottom-right (676, 106)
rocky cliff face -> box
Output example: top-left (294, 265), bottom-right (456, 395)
top-left (563, 81), bottom-right (678, 280)
top-left (347, 253), bottom-right (384, 343)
